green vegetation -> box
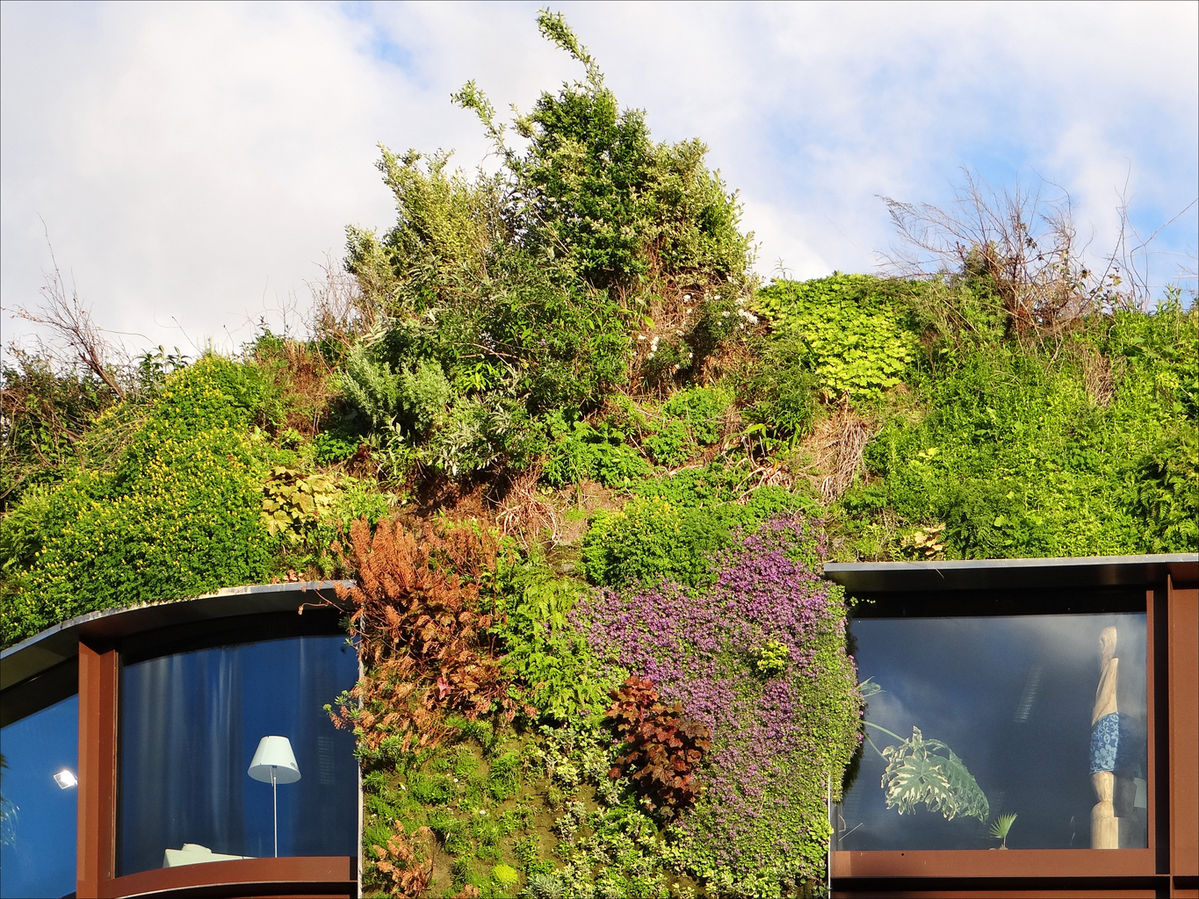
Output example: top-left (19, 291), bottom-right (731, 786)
top-left (1, 9), bottom-right (1195, 898)
top-left (990, 812), bottom-right (1018, 849)
top-left (753, 276), bottom-right (918, 402)
top-left (838, 294), bottom-right (1198, 560)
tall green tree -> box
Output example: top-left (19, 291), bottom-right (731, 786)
top-left (341, 10), bottom-right (754, 479)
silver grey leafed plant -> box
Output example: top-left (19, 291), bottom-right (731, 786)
top-left (859, 679), bottom-right (990, 823)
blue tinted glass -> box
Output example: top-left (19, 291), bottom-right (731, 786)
top-left (119, 634), bottom-right (358, 874)
top-left (1, 694), bottom-right (78, 898)
top-left (838, 612), bottom-right (1147, 850)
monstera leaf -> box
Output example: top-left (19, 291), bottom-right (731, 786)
top-left (880, 726), bottom-right (989, 822)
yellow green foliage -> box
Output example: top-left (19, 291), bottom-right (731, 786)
top-left (1, 356), bottom-right (281, 645)
top-left (261, 466), bottom-right (337, 543)
top-left (753, 275), bottom-right (918, 401)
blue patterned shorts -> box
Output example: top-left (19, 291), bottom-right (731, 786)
top-left (1089, 712), bottom-right (1119, 775)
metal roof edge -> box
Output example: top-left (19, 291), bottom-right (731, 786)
top-left (1, 581), bottom-right (354, 692)
top-left (823, 553), bottom-right (1198, 593)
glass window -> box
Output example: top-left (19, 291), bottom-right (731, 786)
top-left (118, 634), bottom-right (358, 875)
top-left (0, 694), bottom-right (79, 899)
top-left (837, 611), bottom-right (1147, 851)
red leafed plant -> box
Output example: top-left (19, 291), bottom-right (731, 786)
top-left (329, 517), bottom-right (529, 753)
top-left (605, 675), bottom-right (712, 819)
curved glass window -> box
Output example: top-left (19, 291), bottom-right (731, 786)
top-left (837, 611), bottom-right (1147, 850)
top-left (118, 634), bottom-right (358, 874)
top-left (0, 693), bottom-right (79, 899)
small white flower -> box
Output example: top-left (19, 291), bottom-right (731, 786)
top-left (684, 293), bottom-right (692, 301)
top-left (637, 334), bottom-right (646, 341)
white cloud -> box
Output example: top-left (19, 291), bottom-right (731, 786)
top-left (2, 1), bottom-right (1195, 363)
top-left (1, 2), bottom-right (410, 355)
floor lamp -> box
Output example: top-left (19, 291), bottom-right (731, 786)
top-left (248, 735), bottom-right (301, 857)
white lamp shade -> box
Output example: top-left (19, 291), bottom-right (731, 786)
top-left (247, 736), bottom-right (301, 784)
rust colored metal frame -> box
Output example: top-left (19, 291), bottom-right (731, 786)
top-left (65, 603), bottom-right (358, 899)
top-left (831, 573), bottom-right (1199, 899)
top-left (97, 855), bottom-right (354, 899)
top-left (78, 641), bottom-right (118, 898)
top-left (1167, 578), bottom-right (1199, 898)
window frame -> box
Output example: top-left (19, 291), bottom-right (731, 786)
top-left (823, 556), bottom-right (1198, 898)
top-left (0, 583), bottom-right (360, 899)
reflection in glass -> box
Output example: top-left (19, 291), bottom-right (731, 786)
top-left (837, 612), bottom-right (1147, 850)
top-left (0, 694), bottom-right (79, 898)
top-left (118, 635), bottom-right (358, 874)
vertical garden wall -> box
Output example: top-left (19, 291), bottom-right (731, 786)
top-left (2, 10), bottom-right (1196, 899)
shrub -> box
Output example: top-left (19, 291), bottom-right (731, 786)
top-left (260, 466), bottom-right (337, 544)
top-left (541, 415), bottom-right (651, 488)
top-left (753, 275), bottom-right (917, 401)
top-left (311, 430), bottom-right (360, 465)
top-left (842, 330), bottom-right (1197, 559)
top-left (631, 462), bottom-right (755, 506)
top-left (605, 675), bottom-right (711, 820)
top-left (343, 11), bottom-right (755, 481)
top-left (338, 345), bottom-right (451, 438)
top-left (738, 337), bottom-right (820, 442)
top-left (1, 356), bottom-right (281, 646)
top-left (1132, 422), bottom-right (1199, 552)
top-left (581, 487), bottom-right (808, 589)
top-left (0, 351), bottom-right (122, 508)
top-left (643, 418), bottom-right (690, 468)
top-left (660, 385), bottom-right (731, 446)
top-left (573, 514), bottom-right (861, 892)
top-left (493, 552), bottom-right (618, 723)
top-left (329, 517), bottom-right (531, 758)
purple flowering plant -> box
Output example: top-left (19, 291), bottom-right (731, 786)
top-left (572, 511), bottom-right (862, 892)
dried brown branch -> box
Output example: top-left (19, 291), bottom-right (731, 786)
top-left (14, 228), bottom-right (128, 399)
top-left (799, 402), bottom-right (875, 502)
top-left (880, 170), bottom-right (1146, 341)
top-left (305, 252), bottom-right (376, 351)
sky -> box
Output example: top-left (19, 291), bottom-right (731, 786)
top-left (2, 1), bottom-right (1196, 364)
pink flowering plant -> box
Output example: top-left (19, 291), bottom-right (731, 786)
top-left (573, 511), bottom-right (862, 894)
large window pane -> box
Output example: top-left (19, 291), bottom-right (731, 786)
top-left (0, 694), bottom-right (78, 899)
top-left (837, 612), bottom-right (1147, 850)
top-left (118, 634), bottom-right (358, 874)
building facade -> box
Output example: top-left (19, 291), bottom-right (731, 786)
top-left (825, 554), bottom-right (1197, 899)
top-left (2, 556), bottom-right (1196, 898)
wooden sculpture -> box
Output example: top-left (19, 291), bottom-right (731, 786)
top-left (1089, 625), bottom-right (1120, 849)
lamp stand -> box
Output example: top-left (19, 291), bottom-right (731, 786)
top-left (271, 767), bottom-right (279, 857)
top-left (248, 735), bottom-right (299, 859)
